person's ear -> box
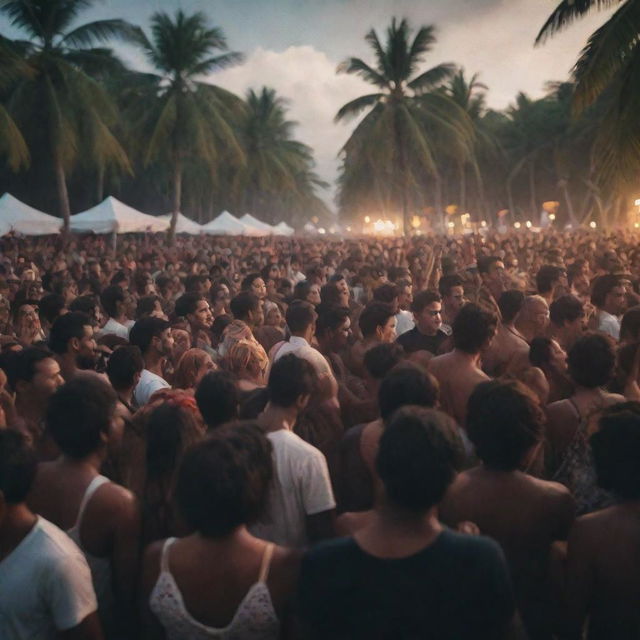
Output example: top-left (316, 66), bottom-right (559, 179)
top-left (296, 393), bottom-right (310, 412)
top-left (70, 336), bottom-right (80, 352)
top-left (375, 326), bottom-right (384, 341)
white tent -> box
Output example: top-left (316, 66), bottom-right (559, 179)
top-left (159, 212), bottom-right (203, 235)
top-left (0, 193), bottom-right (62, 235)
top-left (240, 213), bottom-right (275, 235)
top-left (202, 211), bottom-right (261, 236)
top-left (273, 221), bottom-right (295, 236)
top-left (70, 196), bottom-right (169, 234)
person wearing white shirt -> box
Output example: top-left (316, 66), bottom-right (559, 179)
top-left (0, 430), bottom-right (101, 640)
top-left (592, 274), bottom-right (627, 341)
top-left (252, 354), bottom-right (336, 547)
top-left (129, 317), bottom-right (173, 406)
top-left (96, 285), bottom-right (135, 340)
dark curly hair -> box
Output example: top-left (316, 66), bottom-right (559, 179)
top-left (568, 332), bottom-right (615, 388)
top-left (467, 380), bottom-right (544, 471)
top-left (175, 422), bottom-right (273, 537)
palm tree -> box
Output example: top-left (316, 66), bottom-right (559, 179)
top-left (0, 0), bottom-right (137, 232)
top-left (233, 87), bottom-right (325, 223)
top-left (128, 10), bottom-right (245, 242)
top-left (536, 0), bottom-right (640, 189)
top-left (335, 18), bottom-right (473, 233)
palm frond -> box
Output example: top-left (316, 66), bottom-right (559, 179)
top-left (408, 62), bottom-right (456, 93)
top-left (571, 0), bottom-right (640, 113)
top-left (336, 57), bottom-right (388, 88)
top-left (59, 19), bottom-right (145, 49)
top-left (334, 93), bottom-right (384, 122)
top-left (0, 103), bottom-right (29, 170)
top-left (535, 0), bottom-right (622, 44)
top-left (190, 52), bottom-right (244, 76)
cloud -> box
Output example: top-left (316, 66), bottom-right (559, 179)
top-left (212, 46), bottom-right (371, 208)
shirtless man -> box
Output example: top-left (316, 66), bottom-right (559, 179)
top-left (49, 311), bottom-right (99, 381)
top-left (548, 295), bottom-right (586, 352)
top-left (482, 290), bottom-right (528, 377)
top-left (515, 295), bottom-right (550, 344)
top-left (564, 405), bottom-right (640, 638)
top-left (440, 380), bottom-right (575, 639)
top-left (429, 303), bottom-right (497, 427)
top-left (474, 256), bottom-right (507, 319)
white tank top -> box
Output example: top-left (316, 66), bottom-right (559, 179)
top-left (149, 538), bottom-right (279, 640)
top-left (66, 475), bottom-right (114, 627)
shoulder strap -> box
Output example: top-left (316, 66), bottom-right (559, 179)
top-left (160, 537), bottom-right (177, 573)
top-left (73, 475), bottom-right (110, 530)
top-left (258, 543), bottom-right (275, 583)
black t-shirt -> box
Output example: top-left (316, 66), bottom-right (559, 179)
top-left (298, 529), bottom-right (515, 639)
top-left (396, 327), bottom-right (447, 355)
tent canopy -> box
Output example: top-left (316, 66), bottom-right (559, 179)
top-left (70, 196), bottom-right (169, 234)
top-left (0, 193), bottom-right (61, 235)
top-left (273, 221), bottom-right (294, 236)
top-left (239, 213), bottom-right (274, 235)
top-left (159, 212), bottom-right (203, 235)
top-left (202, 211), bottom-right (261, 236)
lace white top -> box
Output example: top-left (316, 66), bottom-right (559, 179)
top-left (149, 538), bottom-right (280, 640)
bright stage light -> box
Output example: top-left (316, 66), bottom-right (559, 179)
top-left (590, 221), bottom-right (597, 229)
top-left (514, 222), bottom-right (521, 229)
top-left (364, 216), bottom-right (371, 224)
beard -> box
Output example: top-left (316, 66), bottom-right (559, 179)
top-left (77, 353), bottom-right (98, 371)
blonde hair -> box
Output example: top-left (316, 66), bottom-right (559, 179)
top-left (173, 348), bottom-right (215, 390)
top-left (223, 339), bottom-right (269, 381)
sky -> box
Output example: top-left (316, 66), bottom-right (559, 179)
top-left (0, 0), bottom-right (613, 209)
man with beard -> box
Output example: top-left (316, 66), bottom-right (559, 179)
top-left (174, 292), bottom-right (214, 352)
top-left (129, 317), bottom-right (174, 406)
top-left (49, 312), bottom-right (99, 381)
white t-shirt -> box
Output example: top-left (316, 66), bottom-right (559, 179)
top-left (0, 517), bottom-right (97, 639)
top-left (96, 317), bottom-right (130, 340)
top-left (597, 310), bottom-right (621, 341)
top-left (395, 310), bottom-right (415, 337)
top-left (250, 429), bottom-right (335, 548)
top-left (134, 368), bottom-right (170, 406)
top-left (273, 336), bottom-right (333, 378)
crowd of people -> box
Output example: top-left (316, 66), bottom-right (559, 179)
top-left (2, 227), bottom-right (640, 638)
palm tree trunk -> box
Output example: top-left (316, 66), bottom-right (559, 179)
top-left (169, 158), bottom-right (182, 244)
top-left (561, 181), bottom-right (577, 227)
top-left (459, 162), bottom-right (466, 211)
top-left (96, 164), bottom-right (105, 203)
top-left (54, 155), bottom-right (71, 235)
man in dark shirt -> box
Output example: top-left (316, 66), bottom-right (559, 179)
top-left (396, 290), bottom-right (447, 355)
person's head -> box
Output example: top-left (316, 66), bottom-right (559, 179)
top-left (69, 295), bottom-right (102, 328)
top-left (49, 312), bottom-right (97, 370)
top-left (172, 348), bottom-right (216, 390)
top-left (100, 285), bottom-right (126, 320)
top-left (195, 370), bottom-right (239, 430)
top-left (359, 302), bottom-right (396, 342)
top-left (106, 345), bottom-right (144, 393)
top-left (536, 265), bottom-right (566, 297)
top-left (285, 300), bottom-right (317, 337)
top-left (452, 303), bottom-right (497, 354)
top-left (321, 282), bottom-right (349, 308)
top-left (477, 256), bottom-right (506, 295)
top-left (438, 274), bottom-right (465, 316)
top-left (175, 293), bottom-right (213, 331)
top-left (230, 292), bottom-right (263, 328)
top-left (620, 306), bottom-right (640, 343)
top-left (549, 294), bottom-right (585, 339)
top-left (9, 346), bottom-right (63, 401)
top-left (263, 301), bottom-right (284, 327)
top-left (136, 295), bottom-right (165, 320)
top-left (591, 274), bottom-right (626, 315)
top-left (411, 290), bottom-right (442, 336)
top-left (373, 283), bottom-right (399, 314)
top-left (519, 295), bottom-right (550, 336)
top-left (376, 407), bottom-right (458, 513)
top-left (110, 270), bottom-right (128, 291)
top-left (0, 430), bottom-right (37, 518)
top-left (46, 376), bottom-right (118, 459)
top-left (316, 306), bottom-right (351, 350)
top-left (210, 283), bottom-right (231, 316)
top-left (378, 363), bottom-right (439, 423)
top-left (529, 336), bottom-right (568, 372)
top-left (498, 290), bottom-right (525, 325)
top-left (363, 342), bottom-right (405, 381)
top-left (592, 405), bottom-right (640, 499)
top-left (129, 317), bottom-right (172, 358)
top-left (144, 402), bottom-right (202, 487)
top-left (175, 423), bottom-right (272, 537)
top-left (567, 332), bottom-right (616, 389)
top-left (223, 339), bottom-right (269, 385)
top-left (295, 281), bottom-right (321, 306)
top-left (38, 293), bottom-right (67, 328)
top-left (241, 273), bottom-right (267, 300)
top-left (467, 380), bottom-right (544, 471)
top-left (184, 274), bottom-right (209, 296)
top-left (267, 353), bottom-right (315, 410)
